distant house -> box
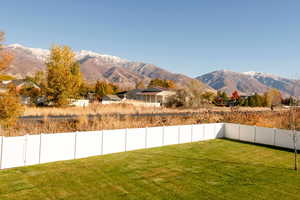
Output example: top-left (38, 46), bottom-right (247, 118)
top-left (0, 79), bottom-right (42, 105)
top-left (0, 79), bottom-right (40, 93)
top-left (116, 87), bottom-right (176, 106)
top-left (102, 95), bottom-right (122, 104)
top-left (70, 99), bottom-right (90, 107)
top-left (116, 89), bottom-right (143, 100)
top-left (136, 87), bottom-right (176, 105)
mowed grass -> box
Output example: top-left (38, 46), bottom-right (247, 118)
top-left (0, 139), bottom-right (300, 200)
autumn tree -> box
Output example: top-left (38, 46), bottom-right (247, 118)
top-left (214, 91), bottom-right (229, 105)
top-left (0, 32), bottom-right (13, 72)
top-left (46, 45), bottom-right (83, 106)
top-left (94, 81), bottom-right (118, 99)
top-left (0, 32), bottom-right (23, 127)
top-left (0, 93), bottom-right (24, 128)
top-left (135, 81), bottom-right (145, 89)
top-left (231, 90), bottom-right (240, 101)
top-left (201, 91), bottom-right (216, 104)
top-left (264, 89), bottom-right (282, 107)
top-left (148, 78), bottom-right (176, 89)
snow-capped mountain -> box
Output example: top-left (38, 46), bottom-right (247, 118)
top-left (2, 44), bottom-right (210, 90)
top-left (7, 44), bottom-right (127, 63)
top-left (196, 70), bottom-right (300, 97)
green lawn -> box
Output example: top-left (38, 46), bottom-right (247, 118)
top-left (0, 139), bottom-right (300, 200)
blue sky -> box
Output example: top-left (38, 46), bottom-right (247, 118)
top-left (1, 0), bottom-right (300, 78)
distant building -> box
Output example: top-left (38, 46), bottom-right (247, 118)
top-left (102, 94), bottom-right (122, 104)
top-left (116, 87), bottom-right (176, 106)
top-left (0, 79), bottom-right (40, 93)
top-left (70, 99), bottom-right (90, 107)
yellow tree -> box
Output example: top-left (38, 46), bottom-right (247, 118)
top-left (264, 88), bottom-right (282, 107)
top-left (46, 45), bottom-right (83, 106)
top-left (0, 32), bottom-right (13, 72)
top-left (0, 32), bottom-right (23, 128)
top-left (148, 78), bottom-right (176, 89)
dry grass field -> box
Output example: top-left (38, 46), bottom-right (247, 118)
top-left (2, 106), bottom-right (298, 136)
top-left (23, 103), bottom-right (275, 117)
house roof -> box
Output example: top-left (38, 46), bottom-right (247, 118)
top-left (0, 79), bottom-right (40, 90)
top-left (142, 87), bottom-right (169, 93)
top-left (103, 94), bottom-right (122, 101)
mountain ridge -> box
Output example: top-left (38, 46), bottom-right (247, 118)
top-left (196, 69), bottom-right (300, 97)
top-left (2, 44), bottom-right (211, 90)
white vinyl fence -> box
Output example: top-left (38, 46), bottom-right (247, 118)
top-left (0, 123), bottom-right (224, 169)
top-left (1, 123), bottom-right (299, 170)
top-left (225, 123), bottom-right (300, 150)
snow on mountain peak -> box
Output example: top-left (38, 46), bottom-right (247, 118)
top-left (6, 44), bottom-right (128, 63)
top-left (76, 50), bottom-right (127, 63)
top-left (243, 71), bottom-right (258, 76)
top-left (243, 71), bottom-right (281, 80)
top-left (8, 43), bottom-right (50, 61)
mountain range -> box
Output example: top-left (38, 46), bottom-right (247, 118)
top-left (2, 44), bottom-right (300, 97)
top-left (2, 44), bottom-right (210, 90)
top-left (197, 70), bottom-right (300, 97)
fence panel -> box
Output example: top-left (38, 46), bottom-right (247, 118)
top-left (203, 124), bottom-right (216, 140)
top-left (179, 125), bottom-right (192, 144)
top-left (146, 127), bottom-right (163, 148)
top-left (126, 128), bottom-right (146, 151)
top-left (239, 125), bottom-right (255, 142)
top-left (192, 124), bottom-right (205, 142)
top-left (0, 137), bottom-right (3, 168)
top-left (297, 132), bottom-right (300, 150)
top-left (25, 135), bottom-right (41, 166)
top-left (164, 126), bottom-right (180, 145)
top-left (255, 127), bottom-right (275, 146)
top-left (215, 123), bottom-right (225, 138)
top-left (6, 123), bottom-right (300, 170)
top-left (225, 123), bottom-right (239, 140)
top-left (1, 136), bottom-right (25, 169)
top-left (275, 129), bottom-right (293, 149)
top-left (40, 133), bottom-right (75, 163)
top-left (75, 131), bottom-right (102, 159)
top-left (102, 129), bottom-right (126, 155)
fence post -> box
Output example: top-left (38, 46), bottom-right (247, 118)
top-left (162, 126), bottom-right (165, 146)
top-left (145, 127), bottom-right (148, 149)
top-left (191, 125), bottom-right (194, 142)
top-left (38, 133), bottom-right (43, 164)
top-left (101, 130), bottom-right (104, 155)
top-left (203, 125), bottom-right (205, 140)
top-left (238, 124), bottom-right (241, 140)
top-left (24, 134), bottom-right (28, 166)
top-left (125, 128), bottom-right (128, 152)
top-left (273, 128), bottom-right (277, 146)
top-left (214, 124), bottom-right (216, 138)
top-left (0, 136), bottom-right (4, 170)
top-left (178, 126), bottom-right (181, 144)
top-left (254, 126), bottom-right (257, 143)
top-left (74, 132), bottom-right (78, 159)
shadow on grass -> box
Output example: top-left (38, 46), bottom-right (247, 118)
top-left (222, 138), bottom-right (300, 154)
top-left (131, 140), bottom-right (299, 172)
